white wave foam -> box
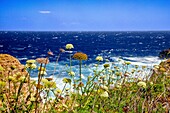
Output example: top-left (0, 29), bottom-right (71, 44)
top-left (30, 56), bottom-right (163, 91)
top-left (122, 56), bottom-right (162, 66)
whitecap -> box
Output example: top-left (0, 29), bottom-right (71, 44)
top-left (122, 56), bottom-right (162, 66)
top-left (18, 57), bottom-right (28, 60)
top-left (52, 37), bottom-right (58, 39)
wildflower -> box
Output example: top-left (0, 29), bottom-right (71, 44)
top-left (65, 88), bottom-right (70, 92)
top-left (25, 64), bottom-right (35, 69)
top-left (0, 65), bottom-right (4, 71)
top-left (125, 61), bottom-right (131, 65)
top-left (105, 59), bottom-right (110, 62)
top-left (41, 78), bottom-right (56, 88)
top-left (59, 48), bottom-right (65, 53)
top-left (100, 91), bottom-right (109, 98)
top-left (124, 72), bottom-right (130, 77)
top-left (50, 81), bottom-right (57, 88)
top-left (36, 58), bottom-right (49, 64)
top-left (62, 78), bottom-right (71, 84)
top-left (73, 52), bottom-right (88, 60)
top-left (159, 67), bottom-right (166, 72)
top-left (66, 44), bottom-right (74, 50)
top-left (38, 67), bottom-right (46, 71)
top-left (103, 64), bottom-right (110, 68)
top-left (38, 71), bottom-right (47, 75)
top-left (26, 59), bottom-right (37, 69)
top-left (138, 77), bottom-right (142, 81)
top-left (116, 84), bottom-right (122, 89)
top-left (30, 64), bottom-right (37, 69)
top-left (94, 64), bottom-right (98, 67)
top-left (142, 66), bottom-right (147, 69)
top-left (115, 72), bottom-right (122, 76)
top-left (68, 71), bottom-right (75, 76)
top-left (131, 68), bottom-right (136, 74)
top-left (47, 50), bottom-right (54, 56)
top-left (108, 70), bottom-right (112, 73)
top-left (0, 81), bottom-right (6, 87)
top-left (150, 82), bottom-right (153, 85)
top-left (19, 76), bottom-right (26, 82)
top-left (62, 104), bottom-right (68, 108)
top-left (41, 78), bottom-right (49, 84)
top-left (137, 81), bottom-right (146, 88)
top-left (8, 76), bottom-right (15, 81)
top-left (154, 65), bottom-right (159, 69)
top-left (101, 85), bottom-right (108, 91)
top-left (55, 89), bottom-right (62, 94)
top-left (135, 65), bottom-right (139, 68)
top-left (96, 56), bottom-right (103, 61)
top-left (26, 60), bottom-right (36, 64)
top-left (78, 82), bottom-right (84, 87)
top-left (30, 96), bottom-right (36, 102)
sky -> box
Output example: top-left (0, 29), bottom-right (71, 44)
top-left (0, 0), bottom-right (170, 31)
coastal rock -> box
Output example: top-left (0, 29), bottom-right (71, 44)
top-left (150, 58), bottom-right (170, 81)
top-left (0, 54), bottom-right (27, 79)
top-left (0, 54), bottom-right (35, 104)
top-left (159, 48), bottom-right (170, 59)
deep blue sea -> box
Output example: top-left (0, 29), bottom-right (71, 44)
top-left (0, 31), bottom-right (170, 88)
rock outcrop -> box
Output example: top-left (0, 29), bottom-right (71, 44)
top-left (0, 54), bottom-right (35, 106)
top-left (159, 48), bottom-right (170, 59)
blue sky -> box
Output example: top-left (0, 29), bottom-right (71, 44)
top-left (0, 0), bottom-right (170, 31)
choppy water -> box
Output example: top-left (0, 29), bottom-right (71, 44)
top-left (0, 31), bottom-right (170, 89)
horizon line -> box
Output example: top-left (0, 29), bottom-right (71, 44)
top-left (0, 30), bottom-right (170, 32)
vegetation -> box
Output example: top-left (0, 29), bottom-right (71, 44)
top-left (0, 44), bottom-right (170, 113)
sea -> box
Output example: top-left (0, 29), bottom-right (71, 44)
top-left (0, 31), bottom-right (170, 89)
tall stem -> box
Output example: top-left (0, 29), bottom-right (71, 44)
top-left (14, 69), bottom-right (30, 111)
top-left (70, 53), bottom-right (72, 71)
top-left (35, 63), bottom-right (43, 113)
top-left (79, 60), bottom-right (82, 81)
top-left (52, 53), bottom-right (61, 77)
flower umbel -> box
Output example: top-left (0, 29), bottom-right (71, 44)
top-left (137, 81), bottom-right (146, 88)
top-left (100, 91), bottom-right (109, 98)
top-left (66, 44), bottom-right (74, 50)
top-left (73, 52), bottom-right (88, 60)
top-left (26, 60), bottom-right (36, 64)
top-left (36, 58), bottom-right (49, 64)
top-left (96, 56), bottom-right (103, 61)
top-left (26, 59), bottom-right (37, 69)
top-left (68, 71), bottom-right (75, 76)
top-left (47, 50), bottom-right (54, 56)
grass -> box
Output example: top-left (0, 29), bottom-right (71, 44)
top-left (0, 44), bottom-right (170, 113)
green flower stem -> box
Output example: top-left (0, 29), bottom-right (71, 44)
top-left (14, 69), bottom-right (30, 111)
top-left (82, 84), bottom-right (95, 107)
top-left (163, 73), bottom-right (166, 97)
top-left (35, 63), bottom-right (43, 113)
top-left (43, 90), bottom-right (49, 112)
top-left (91, 85), bottom-right (100, 112)
top-left (70, 90), bottom-right (78, 111)
top-left (79, 60), bottom-right (82, 81)
top-left (70, 53), bottom-right (72, 71)
top-left (60, 83), bottom-right (67, 97)
top-left (85, 69), bottom-right (104, 95)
